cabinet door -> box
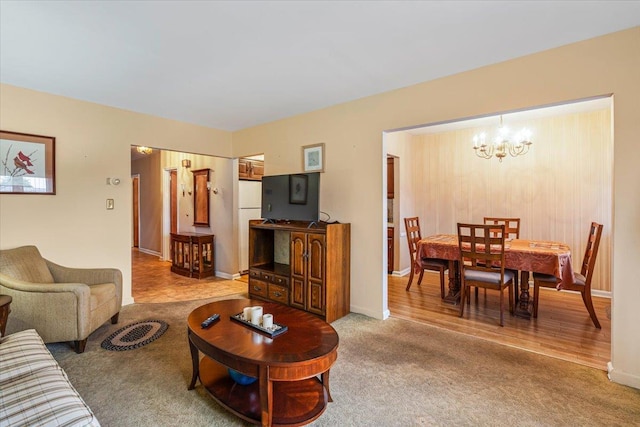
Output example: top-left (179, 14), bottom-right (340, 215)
top-left (250, 160), bottom-right (264, 179)
top-left (290, 232), bottom-right (306, 309)
top-left (239, 159), bottom-right (264, 181)
top-left (306, 233), bottom-right (326, 315)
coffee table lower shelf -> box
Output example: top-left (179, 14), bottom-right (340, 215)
top-left (199, 357), bottom-right (328, 426)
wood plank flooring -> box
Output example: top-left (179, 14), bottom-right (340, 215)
top-left (388, 272), bottom-right (611, 370)
top-left (131, 249), bottom-right (610, 370)
top-left (132, 249), bottom-right (248, 303)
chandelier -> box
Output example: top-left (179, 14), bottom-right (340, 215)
top-left (136, 146), bottom-right (152, 155)
top-left (472, 116), bottom-right (532, 162)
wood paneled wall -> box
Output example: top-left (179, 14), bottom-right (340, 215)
top-left (389, 109), bottom-right (612, 292)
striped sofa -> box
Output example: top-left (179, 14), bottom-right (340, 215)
top-left (0, 329), bottom-right (100, 427)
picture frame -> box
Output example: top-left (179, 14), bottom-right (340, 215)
top-left (289, 174), bottom-right (308, 204)
top-left (0, 130), bottom-right (56, 195)
top-left (302, 142), bottom-right (325, 173)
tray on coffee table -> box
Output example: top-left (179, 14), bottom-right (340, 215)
top-left (230, 313), bottom-right (288, 337)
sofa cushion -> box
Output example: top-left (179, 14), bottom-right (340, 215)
top-left (0, 245), bottom-right (54, 283)
top-left (0, 329), bottom-right (101, 427)
top-left (0, 329), bottom-right (60, 386)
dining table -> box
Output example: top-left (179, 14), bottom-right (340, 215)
top-left (414, 234), bottom-right (575, 318)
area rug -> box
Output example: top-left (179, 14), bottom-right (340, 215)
top-left (100, 320), bottom-right (168, 351)
top-left (48, 297), bottom-right (640, 426)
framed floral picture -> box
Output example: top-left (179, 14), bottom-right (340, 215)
top-left (302, 143), bottom-right (325, 173)
top-left (0, 130), bottom-right (56, 194)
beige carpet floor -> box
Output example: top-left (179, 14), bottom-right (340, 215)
top-left (48, 295), bottom-right (640, 427)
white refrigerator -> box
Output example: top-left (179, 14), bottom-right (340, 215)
top-left (238, 180), bottom-right (262, 273)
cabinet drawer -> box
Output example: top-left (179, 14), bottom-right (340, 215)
top-left (268, 284), bottom-right (289, 304)
top-left (272, 275), bottom-right (289, 287)
top-left (249, 279), bottom-right (268, 298)
top-left (260, 272), bottom-right (274, 282)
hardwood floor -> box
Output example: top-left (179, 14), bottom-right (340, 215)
top-left (132, 249), bottom-right (248, 303)
top-left (132, 249), bottom-right (610, 371)
top-left (388, 272), bottom-right (611, 370)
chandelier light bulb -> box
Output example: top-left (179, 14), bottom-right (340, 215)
top-left (472, 115), bottom-right (533, 162)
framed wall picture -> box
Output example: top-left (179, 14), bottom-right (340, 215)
top-left (289, 174), bottom-right (308, 204)
top-left (302, 143), bottom-right (325, 173)
top-left (0, 130), bottom-right (56, 195)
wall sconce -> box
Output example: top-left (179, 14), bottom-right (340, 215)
top-left (182, 159), bottom-right (191, 168)
top-left (181, 183), bottom-right (192, 197)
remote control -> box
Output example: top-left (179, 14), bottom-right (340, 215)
top-left (201, 314), bottom-right (220, 328)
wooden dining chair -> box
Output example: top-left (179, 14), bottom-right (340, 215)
top-left (483, 217), bottom-right (521, 239)
top-left (457, 223), bottom-right (514, 326)
top-left (483, 217), bottom-right (521, 302)
top-left (533, 222), bottom-right (603, 328)
top-left (404, 217), bottom-right (448, 298)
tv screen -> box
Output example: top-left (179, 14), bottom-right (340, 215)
top-left (261, 172), bottom-right (320, 222)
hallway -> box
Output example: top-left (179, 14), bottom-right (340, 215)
top-left (132, 249), bottom-right (248, 303)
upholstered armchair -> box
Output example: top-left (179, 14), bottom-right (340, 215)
top-left (0, 245), bottom-right (122, 353)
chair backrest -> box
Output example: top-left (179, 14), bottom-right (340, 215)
top-left (0, 245), bottom-right (54, 283)
top-left (404, 217), bottom-right (422, 260)
top-left (581, 222), bottom-right (603, 285)
top-left (483, 217), bottom-right (520, 239)
top-left (457, 223), bottom-right (507, 273)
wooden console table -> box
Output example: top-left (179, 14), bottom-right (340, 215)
top-left (170, 232), bottom-right (215, 279)
top-left (187, 298), bottom-right (338, 427)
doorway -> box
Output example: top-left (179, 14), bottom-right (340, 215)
top-left (383, 97), bottom-right (613, 370)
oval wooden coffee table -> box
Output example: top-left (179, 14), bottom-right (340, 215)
top-left (187, 298), bottom-right (339, 427)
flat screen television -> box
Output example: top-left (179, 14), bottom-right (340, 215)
top-left (261, 172), bottom-right (320, 222)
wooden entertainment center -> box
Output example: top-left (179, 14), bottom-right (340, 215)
top-left (248, 220), bottom-right (350, 323)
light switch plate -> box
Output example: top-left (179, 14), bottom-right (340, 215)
top-left (106, 199), bottom-right (114, 210)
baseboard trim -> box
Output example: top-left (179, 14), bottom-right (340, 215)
top-left (136, 247), bottom-right (161, 257)
top-left (391, 268), bottom-right (410, 277)
top-left (608, 361), bottom-right (640, 389)
top-left (215, 271), bottom-right (237, 280)
top-left (349, 304), bottom-right (387, 320)
top-left (539, 286), bottom-right (611, 299)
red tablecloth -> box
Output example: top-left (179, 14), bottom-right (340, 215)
top-left (416, 235), bottom-right (575, 289)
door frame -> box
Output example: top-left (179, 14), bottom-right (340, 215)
top-left (162, 167), bottom-right (178, 261)
top-left (131, 174), bottom-right (140, 248)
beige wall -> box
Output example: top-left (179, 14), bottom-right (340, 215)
top-left (0, 28), bottom-right (638, 389)
top-left (232, 28), bottom-right (640, 388)
top-left (389, 108), bottom-right (612, 292)
top-left (0, 84), bottom-right (233, 305)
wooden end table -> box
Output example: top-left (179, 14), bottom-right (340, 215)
top-left (187, 298), bottom-right (339, 427)
top-left (0, 295), bottom-right (12, 337)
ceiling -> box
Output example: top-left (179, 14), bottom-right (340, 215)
top-left (1, 2), bottom-right (638, 132)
